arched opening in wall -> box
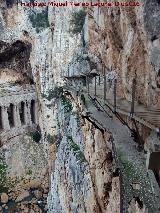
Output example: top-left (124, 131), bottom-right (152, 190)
top-left (7, 103), bottom-right (15, 128)
top-left (19, 101), bottom-right (25, 125)
top-left (0, 106), bottom-right (3, 131)
top-left (30, 100), bottom-right (35, 124)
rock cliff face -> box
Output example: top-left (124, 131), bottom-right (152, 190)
top-left (48, 93), bottom-right (120, 212)
top-left (85, 0), bottom-right (160, 108)
top-left (0, 0), bottom-right (160, 212)
top-left (0, 40), bottom-right (33, 84)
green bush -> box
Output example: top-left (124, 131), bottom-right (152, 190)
top-left (42, 87), bottom-right (63, 101)
top-left (30, 131), bottom-right (41, 143)
top-left (29, 9), bottom-right (49, 33)
top-left (61, 95), bottom-right (73, 113)
top-left (26, 169), bottom-right (32, 176)
top-left (47, 134), bottom-right (54, 144)
top-left (70, 9), bottom-right (86, 34)
top-left (67, 135), bottom-right (87, 163)
top-left (0, 161), bottom-right (7, 187)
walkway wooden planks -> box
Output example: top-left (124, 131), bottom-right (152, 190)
top-left (88, 86), bottom-right (160, 131)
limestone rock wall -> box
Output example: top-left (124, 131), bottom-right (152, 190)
top-left (0, 2), bottom-right (49, 211)
top-left (48, 94), bottom-right (120, 213)
top-left (84, 0), bottom-right (160, 108)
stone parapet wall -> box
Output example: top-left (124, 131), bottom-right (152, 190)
top-left (0, 124), bottom-right (37, 143)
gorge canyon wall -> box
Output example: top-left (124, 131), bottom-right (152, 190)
top-left (0, 0), bottom-right (160, 212)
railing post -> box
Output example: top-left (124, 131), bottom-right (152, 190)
top-left (86, 75), bottom-right (87, 91)
top-left (2, 106), bottom-right (10, 131)
top-left (88, 77), bottom-right (90, 94)
top-left (104, 66), bottom-right (106, 101)
top-left (114, 79), bottom-right (117, 113)
top-left (94, 76), bottom-right (97, 97)
top-left (130, 78), bottom-right (136, 117)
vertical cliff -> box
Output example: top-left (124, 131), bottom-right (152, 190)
top-left (84, 0), bottom-right (160, 108)
top-left (47, 92), bottom-right (120, 213)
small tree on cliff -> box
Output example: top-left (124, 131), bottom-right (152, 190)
top-left (70, 9), bottom-right (86, 35)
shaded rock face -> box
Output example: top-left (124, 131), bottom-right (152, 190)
top-left (144, 0), bottom-right (160, 39)
top-left (143, 0), bottom-right (160, 91)
top-left (0, 40), bottom-right (33, 84)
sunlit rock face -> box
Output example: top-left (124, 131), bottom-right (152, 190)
top-left (47, 94), bottom-right (120, 213)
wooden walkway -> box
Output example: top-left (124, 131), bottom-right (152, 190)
top-left (89, 87), bottom-right (160, 132)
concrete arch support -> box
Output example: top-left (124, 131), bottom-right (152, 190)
top-left (2, 106), bottom-right (10, 131)
top-left (15, 104), bottom-right (21, 127)
top-left (25, 101), bottom-right (32, 125)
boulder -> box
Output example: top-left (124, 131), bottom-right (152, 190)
top-left (29, 210), bottom-right (35, 213)
top-left (31, 198), bottom-right (37, 204)
top-left (34, 190), bottom-right (43, 199)
top-left (22, 207), bottom-right (29, 213)
top-left (4, 206), bottom-right (8, 210)
top-left (15, 190), bottom-right (30, 202)
top-left (1, 193), bottom-right (9, 204)
top-left (24, 180), bottom-right (41, 190)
